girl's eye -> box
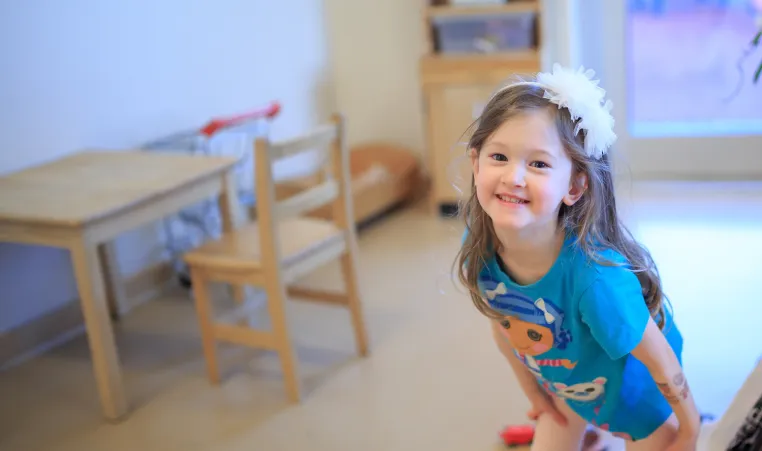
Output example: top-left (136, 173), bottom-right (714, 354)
top-left (500, 319), bottom-right (511, 329)
top-left (527, 329), bottom-right (542, 341)
top-left (490, 153), bottom-right (507, 162)
top-left (530, 161), bottom-right (549, 169)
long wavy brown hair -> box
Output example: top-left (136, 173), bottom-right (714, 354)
top-left (453, 77), bottom-right (667, 329)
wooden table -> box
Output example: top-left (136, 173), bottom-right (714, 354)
top-left (0, 150), bottom-right (240, 421)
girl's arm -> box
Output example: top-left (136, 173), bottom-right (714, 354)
top-left (469, 267), bottom-right (540, 394)
top-left (631, 317), bottom-right (701, 438)
top-left (490, 319), bottom-right (544, 398)
top-left (490, 319), bottom-right (568, 426)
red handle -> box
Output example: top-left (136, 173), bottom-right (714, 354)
top-left (199, 101), bottom-right (281, 137)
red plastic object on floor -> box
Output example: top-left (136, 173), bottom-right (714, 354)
top-left (500, 424), bottom-right (535, 447)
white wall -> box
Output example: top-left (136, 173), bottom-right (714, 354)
top-left (323, 0), bottom-right (427, 154)
top-left (0, 0), bottom-right (335, 332)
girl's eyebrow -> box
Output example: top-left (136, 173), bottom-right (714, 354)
top-left (531, 149), bottom-right (558, 160)
top-left (483, 141), bottom-right (509, 150)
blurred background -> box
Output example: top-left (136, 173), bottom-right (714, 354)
top-left (0, 1), bottom-right (761, 450)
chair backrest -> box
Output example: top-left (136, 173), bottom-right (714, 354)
top-left (252, 113), bottom-right (353, 229)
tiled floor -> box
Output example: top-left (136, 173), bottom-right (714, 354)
top-left (618, 181), bottom-right (762, 419)
top-left (2, 181), bottom-right (761, 451)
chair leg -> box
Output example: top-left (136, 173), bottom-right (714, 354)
top-left (264, 278), bottom-right (301, 402)
top-left (189, 268), bottom-right (221, 384)
top-left (340, 247), bottom-right (369, 357)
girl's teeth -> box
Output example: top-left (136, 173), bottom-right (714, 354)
top-left (498, 195), bottom-right (526, 204)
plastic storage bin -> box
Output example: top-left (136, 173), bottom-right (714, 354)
top-left (433, 12), bottom-right (536, 54)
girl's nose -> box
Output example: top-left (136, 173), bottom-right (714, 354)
top-left (502, 163), bottom-right (526, 187)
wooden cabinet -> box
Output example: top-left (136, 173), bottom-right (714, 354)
top-left (426, 83), bottom-right (497, 208)
top-left (419, 0), bottom-right (543, 215)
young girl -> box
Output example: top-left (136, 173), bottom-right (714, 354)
top-left (454, 64), bottom-right (700, 450)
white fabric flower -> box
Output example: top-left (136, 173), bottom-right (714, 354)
top-left (495, 64), bottom-right (617, 159)
top-left (536, 64), bottom-right (617, 159)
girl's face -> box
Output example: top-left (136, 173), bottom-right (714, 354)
top-left (471, 109), bottom-right (585, 234)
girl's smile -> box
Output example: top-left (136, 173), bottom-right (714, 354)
top-left (495, 193), bottom-right (529, 206)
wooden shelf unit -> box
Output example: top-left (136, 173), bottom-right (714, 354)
top-left (427, 1), bottom-right (539, 18)
top-left (419, 0), bottom-right (543, 214)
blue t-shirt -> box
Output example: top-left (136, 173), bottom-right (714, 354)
top-left (467, 231), bottom-right (683, 440)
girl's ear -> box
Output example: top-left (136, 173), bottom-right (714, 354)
top-left (469, 148), bottom-right (480, 179)
top-left (563, 172), bottom-right (587, 206)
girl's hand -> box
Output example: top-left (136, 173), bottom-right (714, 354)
top-left (664, 428), bottom-right (698, 451)
top-left (526, 390), bottom-right (567, 427)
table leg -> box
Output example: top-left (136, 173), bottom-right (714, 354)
top-left (218, 172), bottom-right (247, 303)
top-left (70, 237), bottom-right (128, 421)
top-left (98, 241), bottom-right (127, 320)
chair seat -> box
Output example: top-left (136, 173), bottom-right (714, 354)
top-left (184, 217), bottom-right (345, 271)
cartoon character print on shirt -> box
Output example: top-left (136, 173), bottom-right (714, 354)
top-left (553, 378), bottom-right (631, 442)
top-left (479, 275), bottom-right (577, 372)
top-left (554, 377), bottom-right (608, 419)
top-left (554, 377), bottom-right (607, 403)
top-left (578, 378), bottom-right (632, 443)
top-left (513, 349), bottom-right (556, 394)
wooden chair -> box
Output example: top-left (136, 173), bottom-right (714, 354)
top-left (183, 113), bottom-right (369, 402)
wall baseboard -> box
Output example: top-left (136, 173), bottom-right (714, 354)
top-left (0, 262), bottom-right (176, 371)
top-left (120, 261), bottom-right (176, 316)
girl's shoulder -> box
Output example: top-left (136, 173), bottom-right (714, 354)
top-left (562, 238), bottom-right (638, 292)
top-left (563, 234), bottom-right (631, 271)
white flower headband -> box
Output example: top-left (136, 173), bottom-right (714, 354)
top-left (497, 64), bottom-right (617, 160)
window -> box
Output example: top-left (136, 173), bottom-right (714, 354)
top-left (627, 0), bottom-right (762, 138)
